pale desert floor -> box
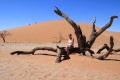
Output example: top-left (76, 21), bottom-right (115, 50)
top-left (0, 43), bottom-right (120, 80)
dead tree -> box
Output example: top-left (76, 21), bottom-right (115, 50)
top-left (97, 36), bottom-right (114, 60)
top-left (10, 7), bottom-right (118, 63)
top-left (97, 44), bottom-right (120, 53)
top-left (54, 6), bottom-right (118, 55)
top-left (0, 30), bottom-right (10, 42)
top-left (53, 33), bottom-right (66, 43)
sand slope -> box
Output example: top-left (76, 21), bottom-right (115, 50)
top-left (5, 20), bottom-right (120, 47)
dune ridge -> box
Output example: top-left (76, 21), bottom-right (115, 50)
top-left (4, 20), bottom-right (119, 47)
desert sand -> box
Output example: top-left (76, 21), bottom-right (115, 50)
top-left (0, 20), bottom-right (120, 80)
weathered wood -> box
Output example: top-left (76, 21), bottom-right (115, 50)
top-left (97, 44), bottom-right (120, 54)
top-left (97, 44), bottom-right (109, 53)
top-left (54, 7), bottom-right (95, 56)
top-left (54, 6), bottom-right (118, 56)
top-left (113, 48), bottom-right (120, 52)
top-left (54, 6), bottom-right (85, 50)
top-left (32, 47), bottom-right (57, 52)
top-left (87, 16), bottom-right (118, 48)
top-left (89, 17), bottom-right (97, 40)
top-left (55, 47), bottom-right (62, 63)
top-left (55, 46), bottom-right (71, 63)
top-left (97, 36), bottom-right (114, 60)
top-left (11, 51), bottom-right (34, 55)
top-left (11, 47), bottom-right (57, 55)
top-left (10, 7), bottom-right (119, 63)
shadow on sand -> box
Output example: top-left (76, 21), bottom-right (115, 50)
top-left (104, 59), bottom-right (120, 61)
top-left (34, 53), bottom-right (57, 57)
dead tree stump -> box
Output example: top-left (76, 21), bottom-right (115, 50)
top-left (55, 46), bottom-right (70, 63)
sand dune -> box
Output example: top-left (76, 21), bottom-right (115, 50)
top-left (5, 20), bottom-right (119, 45)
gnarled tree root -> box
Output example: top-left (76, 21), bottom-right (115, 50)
top-left (10, 47), bottom-right (57, 55)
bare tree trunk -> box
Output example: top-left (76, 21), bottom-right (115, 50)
top-left (11, 47), bottom-right (57, 55)
top-left (55, 47), bottom-right (62, 63)
top-left (55, 46), bottom-right (69, 63)
top-left (54, 7), bottom-right (91, 55)
top-left (54, 6), bottom-right (118, 55)
top-left (2, 37), bottom-right (5, 42)
top-left (97, 36), bottom-right (114, 60)
top-left (54, 7), bottom-right (86, 49)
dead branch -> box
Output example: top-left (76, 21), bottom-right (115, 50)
top-left (90, 17), bottom-right (97, 37)
top-left (113, 48), bottom-right (120, 52)
top-left (11, 47), bottom-right (57, 55)
top-left (97, 36), bottom-right (114, 60)
top-left (97, 44), bottom-right (109, 53)
top-left (88, 16), bottom-right (118, 48)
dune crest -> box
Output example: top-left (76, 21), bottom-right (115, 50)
top-left (3, 20), bottom-right (119, 47)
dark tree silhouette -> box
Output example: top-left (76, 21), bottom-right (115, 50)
top-left (97, 44), bottom-right (109, 53)
top-left (54, 6), bottom-right (118, 55)
top-left (10, 7), bottom-right (119, 63)
top-left (53, 33), bottom-right (66, 43)
top-left (0, 30), bottom-right (10, 42)
top-left (97, 44), bottom-right (120, 54)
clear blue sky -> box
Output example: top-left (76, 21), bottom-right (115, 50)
top-left (0, 0), bottom-right (120, 32)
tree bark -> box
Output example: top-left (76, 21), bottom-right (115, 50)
top-left (2, 37), bottom-right (5, 42)
top-left (97, 44), bottom-right (109, 53)
top-left (55, 46), bottom-right (69, 63)
top-left (87, 16), bottom-right (118, 48)
top-left (97, 36), bottom-right (114, 60)
top-left (54, 6), bottom-right (86, 50)
top-left (113, 48), bottom-right (120, 52)
top-left (97, 45), bottom-right (120, 53)
top-left (54, 7), bottom-right (93, 55)
top-left (11, 47), bottom-right (57, 55)
top-left (54, 6), bottom-right (118, 55)
top-left (55, 47), bottom-right (62, 63)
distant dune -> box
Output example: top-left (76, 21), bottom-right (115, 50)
top-left (2, 20), bottom-right (120, 47)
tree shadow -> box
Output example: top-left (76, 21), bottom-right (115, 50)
top-left (104, 59), bottom-right (120, 61)
top-left (34, 53), bottom-right (57, 57)
top-left (112, 53), bottom-right (120, 55)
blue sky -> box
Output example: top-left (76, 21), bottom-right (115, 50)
top-left (0, 0), bottom-right (120, 32)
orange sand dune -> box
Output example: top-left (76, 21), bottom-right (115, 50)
top-left (3, 20), bottom-right (120, 47)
